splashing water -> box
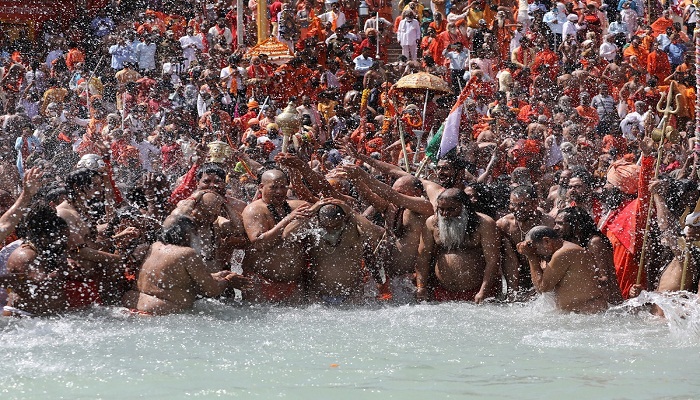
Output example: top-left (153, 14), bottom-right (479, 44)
top-left (621, 290), bottom-right (700, 341)
top-left (2, 296), bottom-right (700, 398)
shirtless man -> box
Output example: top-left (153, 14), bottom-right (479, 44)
top-left (497, 185), bottom-right (555, 299)
top-left (4, 206), bottom-right (70, 317)
top-left (546, 169), bottom-right (571, 216)
top-left (170, 189), bottom-right (246, 269)
top-left (284, 198), bottom-right (386, 304)
top-left (417, 188), bottom-right (500, 303)
top-left (338, 165), bottom-right (433, 278)
top-left (241, 169), bottom-right (311, 303)
top-left (131, 216), bottom-right (250, 315)
top-left (56, 168), bottom-right (125, 308)
top-left (554, 206), bottom-right (623, 305)
top-left (517, 226), bottom-right (608, 313)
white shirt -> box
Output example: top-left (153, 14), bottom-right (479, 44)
top-left (397, 18), bottom-right (421, 46)
top-left (561, 20), bottom-right (579, 42)
top-left (45, 49), bottom-right (64, 70)
top-left (318, 10), bottom-right (346, 31)
top-left (620, 111), bottom-right (643, 140)
top-left (353, 55), bottom-right (374, 75)
top-left (543, 10), bottom-right (567, 35)
top-left (131, 138), bottom-right (161, 172)
top-left (136, 42), bottom-right (157, 71)
top-left (686, 4), bottom-right (699, 23)
top-left (444, 49), bottom-right (469, 70)
top-left (220, 65), bottom-right (246, 92)
top-left (599, 41), bottom-right (618, 62)
top-left (179, 34), bottom-right (203, 64)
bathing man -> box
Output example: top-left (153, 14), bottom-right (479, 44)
top-left (517, 225), bottom-right (608, 313)
top-left (416, 188), bottom-right (501, 303)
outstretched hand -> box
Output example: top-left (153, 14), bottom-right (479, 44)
top-left (22, 167), bottom-right (44, 198)
top-left (275, 152), bottom-right (306, 169)
top-left (225, 272), bottom-right (254, 290)
top-left (340, 143), bottom-right (359, 159)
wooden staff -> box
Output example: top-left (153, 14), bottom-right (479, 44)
top-left (637, 82), bottom-right (681, 285)
top-left (398, 120), bottom-right (411, 173)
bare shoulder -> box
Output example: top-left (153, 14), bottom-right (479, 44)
top-left (587, 235), bottom-right (611, 251)
top-left (425, 215), bottom-right (437, 230)
top-left (552, 242), bottom-right (586, 262)
top-left (242, 199), bottom-right (268, 218)
top-left (477, 212), bottom-right (497, 229)
top-left (55, 202), bottom-right (78, 220)
top-left (496, 213), bottom-right (514, 230)
top-left (7, 246), bottom-right (37, 273)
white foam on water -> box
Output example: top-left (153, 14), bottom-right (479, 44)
top-left (1, 297), bottom-right (699, 399)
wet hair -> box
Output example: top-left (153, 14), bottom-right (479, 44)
top-left (161, 216), bottom-right (196, 246)
top-left (665, 178), bottom-right (700, 217)
top-left (569, 166), bottom-right (593, 188)
top-left (318, 204), bottom-right (346, 221)
top-left (103, 206), bottom-right (144, 240)
top-left (34, 182), bottom-right (68, 206)
top-left (196, 162), bottom-right (227, 181)
top-left (556, 206), bottom-right (607, 246)
top-left (466, 182), bottom-right (497, 218)
top-left (511, 184), bottom-right (538, 200)
top-left (525, 225), bottom-right (559, 242)
top-left (65, 168), bottom-right (100, 200)
top-left (20, 205), bottom-right (68, 244)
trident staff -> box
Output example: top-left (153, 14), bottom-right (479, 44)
top-left (637, 81), bottom-right (682, 286)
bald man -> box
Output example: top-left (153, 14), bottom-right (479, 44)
top-left (241, 170), bottom-right (311, 303)
top-left (284, 198), bottom-right (386, 304)
top-left (416, 188), bottom-right (501, 303)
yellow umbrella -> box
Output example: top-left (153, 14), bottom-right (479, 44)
top-left (392, 72), bottom-right (452, 94)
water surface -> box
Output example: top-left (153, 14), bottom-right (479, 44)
top-left (1, 294), bottom-right (698, 399)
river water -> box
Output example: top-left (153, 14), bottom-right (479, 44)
top-left (1, 293), bottom-right (699, 399)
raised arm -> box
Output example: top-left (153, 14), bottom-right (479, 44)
top-left (243, 202), bottom-right (311, 252)
top-left (275, 153), bottom-right (338, 199)
top-left (0, 167), bottom-right (43, 244)
top-left (338, 164), bottom-right (434, 215)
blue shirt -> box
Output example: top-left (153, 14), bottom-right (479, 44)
top-left (668, 43), bottom-right (686, 66)
top-left (90, 17), bottom-right (114, 38)
top-left (109, 44), bottom-right (130, 70)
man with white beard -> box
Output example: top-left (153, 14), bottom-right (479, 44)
top-left (416, 189), bottom-right (501, 303)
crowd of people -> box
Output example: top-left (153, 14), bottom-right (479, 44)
top-left (0, 0), bottom-right (699, 317)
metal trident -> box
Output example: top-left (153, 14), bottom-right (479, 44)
top-left (637, 81), bottom-right (682, 286)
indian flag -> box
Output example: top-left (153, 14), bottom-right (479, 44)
top-left (438, 86), bottom-right (471, 159)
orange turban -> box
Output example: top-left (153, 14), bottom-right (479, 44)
top-left (607, 160), bottom-right (640, 195)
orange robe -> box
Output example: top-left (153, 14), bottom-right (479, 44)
top-left (646, 50), bottom-right (671, 83)
top-left (600, 155), bottom-right (654, 299)
top-left (650, 16), bottom-right (673, 37)
top-left (576, 105), bottom-right (600, 129)
top-left (623, 45), bottom-right (649, 66)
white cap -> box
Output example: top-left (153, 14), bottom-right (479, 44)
top-left (76, 154), bottom-right (105, 171)
top-left (567, 14), bottom-right (578, 21)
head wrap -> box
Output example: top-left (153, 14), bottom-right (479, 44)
top-left (607, 160), bottom-right (640, 195)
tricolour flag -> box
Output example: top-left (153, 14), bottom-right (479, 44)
top-left (438, 84), bottom-right (471, 158)
top-left (425, 123), bottom-right (444, 162)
